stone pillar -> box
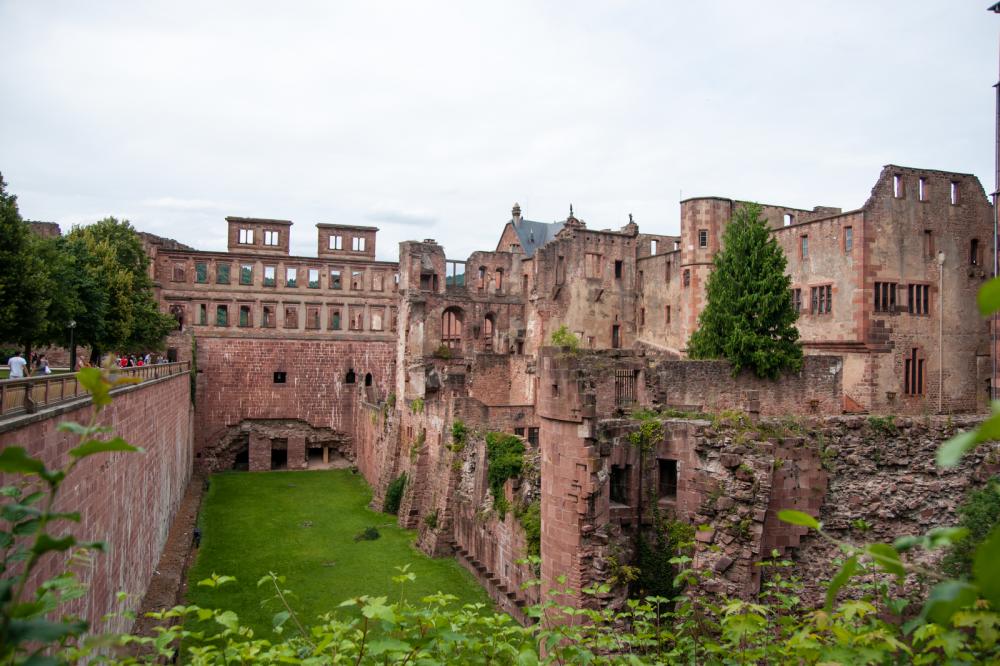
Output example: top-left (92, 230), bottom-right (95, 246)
top-left (249, 433), bottom-right (271, 471)
top-left (288, 435), bottom-right (307, 470)
top-left (322, 447), bottom-right (329, 464)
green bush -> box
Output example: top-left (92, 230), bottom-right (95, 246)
top-left (485, 432), bottom-right (525, 518)
top-left (550, 324), bottom-right (580, 351)
top-left (450, 420), bottom-right (468, 452)
top-left (353, 526), bottom-right (380, 542)
top-left (383, 473), bottom-right (407, 515)
top-left (515, 500), bottom-right (541, 558)
top-left (423, 510), bottom-right (438, 530)
top-left (633, 514), bottom-right (694, 599)
top-left (943, 476), bottom-right (1000, 576)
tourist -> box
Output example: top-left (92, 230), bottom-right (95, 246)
top-left (37, 355), bottom-right (52, 375)
top-left (7, 352), bottom-right (27, 379)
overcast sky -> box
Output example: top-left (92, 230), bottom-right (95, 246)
top-left (1, 2), bottom-right (998, 261)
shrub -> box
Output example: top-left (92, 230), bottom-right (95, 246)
top-left (383, 473), bottom-right (407, 515)
top-left (550, 324), bottom-right (580, 351)
top-left (424, 510), bottom-right (438, 530)
top-left (410, 397), bottom-right (424, 414)
top-left (633, 514), bottom-right (695, 599)
top-left (943, 476), bottom-right (1000, 576)
top-left (515, 500), bottom-right (541, 558)
top-left (353, 526), bottom-right (380, 542)
top-left (450, 420), bottom-right (468, 452)
top-left (434, 344), bottom-right (453, 359)
top-left (485, 432), bottom-right (525, 518)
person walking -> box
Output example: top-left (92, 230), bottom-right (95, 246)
top-left (7, 352), bottom-right (27, 378)
top-left (37, 355), bottom-right (51, 375)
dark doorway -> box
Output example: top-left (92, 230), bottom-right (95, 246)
top-left (365, 372), bottom-right (373, 387)
top-left (232, 447), bottom-right (249, 471)
top-left (271, 447), bottom-right (288, 470)
top-left (345, 369), bottom-right (356, 384)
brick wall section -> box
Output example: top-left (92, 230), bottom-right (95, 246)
top-left (0, 374), bottom-right (193, 633)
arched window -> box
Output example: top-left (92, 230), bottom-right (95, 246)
top-left (345, 369), bottom-right (356, 384)
top-left (484, 313), bottom-right (496, 352)
top-left (364, 372), bottom-right (373, 387)
top-left (442, 307), bottom-right (463, 350)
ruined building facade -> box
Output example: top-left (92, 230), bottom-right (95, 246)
top-left (143, 164), bottom-right (996, 613)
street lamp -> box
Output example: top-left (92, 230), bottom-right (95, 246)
top-left (937, 251), bottom-right (945, 413)
top-left (68, 319), bottom-right (77, 372)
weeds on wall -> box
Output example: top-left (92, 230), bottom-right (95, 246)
top-left (633, 505), bottom-right (695, 600)
top-left (449, 420), bottom-right (467, 453)
top-left (485, 432), bottom-right (525, 518)
top-left (549, 325), bottom-right (580, 352)
top-left (383, 473), bottom-right (407, 515)
top-left (513, 499), bottom-right (540, 559)
top-left (423, 510), bottom-right (438, 530)
top-left (433, 345), bottom-right (453, 360)
top-left (410, 397), bottom-right (424, 414)
top-left (942, 475), bottom-right (1000, 577)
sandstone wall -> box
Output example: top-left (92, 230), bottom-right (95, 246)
top-left (0, 373), bottom-right (193, 633)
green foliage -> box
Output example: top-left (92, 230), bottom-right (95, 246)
top-left (410, 397), bottom-right (424, 414)
top-left (423, 510), bottom-right (438, 530)
top-left (514, 500), bottom-right (541, 558)
top-left (353, 526), bottom-right (381, 542)
top-left (687, 202), bottom-right (803, 378)
top-left (433, 344), bottom-right (453, 359)
top-left (867, 414), bottom-right (898, 436)
top-left (383, 473), bottom-right (407, 515)
top-left (628, 412), bottom-right (663, 453)
top-left (485, 432), bottom-right (525, 518)
top-left (943, 477), bottom-right (1000, 576)
top-left (633, 514), bottom-right (695, 600)
top-left (450, 420), bottom-right (468, 452)
top-left (387, 392), bottom-right (396, 408)
top-left (550, 324), bottom-right (580, 351)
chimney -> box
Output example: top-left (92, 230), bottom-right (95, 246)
top-left (512, 202), bottom-right (522, 224)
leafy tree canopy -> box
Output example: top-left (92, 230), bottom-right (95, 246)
top-left (687, 202), bottom-right (803, 378)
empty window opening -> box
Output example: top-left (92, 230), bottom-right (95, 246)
top-left (273, 371), bottom-right (286, 384)
top-left (783, 213), bottom-right (794, 227)
top-left (352, 236), bottom-right (366, 252)
top-left (345, 369), bottom-right (356, 384)
top-left (285, 267), bottom-right (297, 287)
top-left (262, 306), bottom-right (274, 328)
top-left (351, 270), bottom-right (363, 290)
top-left (195, 262), bottom-right (208, 283)
top-left (639, 307), bottom-right (645, 326)
top-left (951, 181), bottom-right (959, 205)
top-left (308, 268), bottom-right (320, 288)
top-left (442, 307), bottom-right (463, 350)
top-left (264, 230), bottom-right (279, 246)
top-left (810, 285), bottom-right (832, 314)
top-left (198, 303), bottom-right (207, 325)
top-left (683, 269), bottom-right (690, 287)
top-left (698, 229), bottom-right (708, 248)
top-left (614, 260), bottom-right (623, 279)
top-left (637, 270), bottom-right (644, 290)
top-left (166, 348), bottom-right (178, 363)
top-left (284, 306), bottom-right (298, 328)
top-left (908, 284), bottom-right (929, 315)
top-left (216, 305), bottom-right (228, 326)
top-left (329, 234), bottom-right (343, 250)
top-left (923, 230), bottom-right (934, 258)
top-left (610, 465), bottom-right (630, 506)
top-left (239, 305), bottom-right (251, 327)
top-left (306, 307), bottom-right (320, 330)
top-left (484, 313), bottom-right (495, 352)
top-left (364, 372), bottom-right (373, 387)
top-left (522, 273), bottom-right (529, 293)
top-left (893, 174), bottom-right (903, 198)
top-left (372, 272), bottom-right (384, 291)
top-left (330, 269), bottom-right (342, 289)
top-left (874, 282), bottom-right (897, 313)
top-left (239, 264), bottom-right (253, 285)
top-left (612, 324), bottom-right (621, 349)
top-left (330, 308), bottom-right (341, 330)
top-left (216, 263), bottom-right (231, 284)
top-left (971, 239), bottom-right (981, 266)
top-left (371, 307), bottom-right (384, 331)
top-left (239, 228), bottom-right (254, 244)
top-left (585, 253), bottom-right (602, 279)
top-left (844, 226), bottom-right (853, 254)
top-left (918, 177), bottom-right (927, 201)
top-left (658, 459), bottom-right (678, 499)
top-left (232, 445), bottom-right (249, 471)
top-left (650, 239), bottom-right (658, 255)
top-left (494, 268), bottom-right (503, 291)
top-left (673, 240), bottom-right (680, 251)
top-left (666, 305), bottom-right (671, 324)
top-left (349, 307), bottom-right (364, 331)
top-left (551, 383), bottom-right (560, 397)
top-left (904, 348), bottom-right (924, 395)
top-left (477, 266), bottom-right (487, 290)
top-left (263, 265), bottom-right (276, 286)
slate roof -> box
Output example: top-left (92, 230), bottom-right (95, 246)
top-left (511, 218), bottom-right (565, 258)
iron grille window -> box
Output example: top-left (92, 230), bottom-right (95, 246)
top-left (904, 348), bottom-right (924, 395)
top-left (615, 369), bottom-right (638, 406)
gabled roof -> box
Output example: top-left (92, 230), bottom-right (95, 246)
top-left (511, 218), bottom-right (565, 258)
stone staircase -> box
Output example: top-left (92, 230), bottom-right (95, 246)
top-left (453, 545), bottom-right (532, 625)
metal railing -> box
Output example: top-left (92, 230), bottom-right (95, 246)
top-left (0, 362), bottom-right (191, 419)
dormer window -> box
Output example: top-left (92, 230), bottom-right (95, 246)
top-left (239, 228), bottom-right (254, 244)
top-left (352, 236), bottom-right (366, 252)
top-left (330, 235), bottom-right (343, 250)
top-left (263, 230), bottom-right (279, 246)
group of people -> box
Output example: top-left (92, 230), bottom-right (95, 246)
top-left (6, 352), bottom-right (51, 378)
top-left (116, 353), bottom-right (155, 368)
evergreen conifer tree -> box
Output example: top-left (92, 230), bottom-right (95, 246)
top-left (687, 202), bottom-right (803, 378)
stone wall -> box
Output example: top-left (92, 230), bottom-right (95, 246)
top-left (0, 372), bottom-right (193, 633)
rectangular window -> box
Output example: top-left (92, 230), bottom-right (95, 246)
top-left (372, 272), bottom-right (384, 291)
top-left (172, 263), bottom-right (186, 282)
top-left (349, 306), bottom-right (364, 330)
top-left (665, 305), bottom-right (671, 324)
top-left (658, 459), bottom-right (678, 499)
top-left (951, 181), bottom-right (959, 205)
top-left (329, 235), bottom-right (343, 250)
top-left (639, 308), bottom-right (645, 326)
top-left (612, 324), bottom-right (621, 349)
top-left (810, 285), bottom-right (832, 314)
top-left (610, 465), bottom-right (629, 505)
top-left (329, 269), bottom-right (342, 289)
top-left (263, 265), bottom-right (276, 287)
top-left (239, 305), bottom-right (251, 327)
top-left (216, 263), bottom-right (231, 284)
top-left (306, 307), bottom-right (320, 330)
top-left (198, 303), bottom-right (207, 325)
top-left (585, 253), bottom-right (602, 278)
top-left (286, 267), bottom-right (297, 287)
top-left (308, 268), bottom-right (320, 288)
top-left (494, 268), bottom-right (503, 291)
top-left (971, 239), bottom-right (981, 266)
top-left (330, 308), bottom-right (341, 330)
top-left (683, 269), bottom-right (690, 287)
top-left (556, 256), bottom-right (565, 284)
top-left (514, 427), bottom-right (525, 437)
top-left (893, 174), bottom-right (903, 198)
top-left (844, 226), bottom-right (853, 254)
top-left (195, 262), bottom-right (208, 283)
top-left (284, 306), bottom-right (298, 329)
top-left (522, 274), bottom-right (529, 293)
top-left (262, 305), bottom-right (275, 328)
top-left (698, 229), bottom-right (708, 248)
top-left (527, 427), bottom-right (539, 446)
top-left (239, 263), bottom-right (253, 285)
top-left (666, 260), bottom-right (671, 282)
top-left (371, 307), bottom-right (384, 331)
top-left (352, 236), bottom-right (366, 252)
top-left (791, 288), bottom-right (802, 312)
top-left (390, 307), bottom-right (398, 331)
top-left (650, 239), bottom-right (658, 255)
top-left (216, 305), bottom-right (228, 326)
top-left (874, 282), bottom-right (897, 313)
top-left (908, 284), bottom-right (929, 315)
top-left (924, 230), bottom-right (934, 258)
top-left (352, 270), bottom-right (364, 290)
top-left (783, 213), bottom-right (794, 227)
top-left (273, 372), bottom-right (286, 384)
top-left (801, 235), bottom-right (809, 260)
top-left (239, 228), bottom-right (254, 244)
top-left (904, 348), bottom-right (924, 395)
top-left (614, 260), bottom-right (623, 279)
top-left (263, 230), bottom-right (279, 246)
top-left (637, 270), bottom-right (644, 290)
top-left (918, 177), bottom-right (927, 201)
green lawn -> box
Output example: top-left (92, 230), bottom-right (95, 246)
top-left (186, 470), bottom-right (491, 636)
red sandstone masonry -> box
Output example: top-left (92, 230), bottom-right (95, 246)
top-left (0, 373), bottom-right (193, 634)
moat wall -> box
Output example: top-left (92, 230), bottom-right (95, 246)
top-left (0, 372), bottom-right (194, 633)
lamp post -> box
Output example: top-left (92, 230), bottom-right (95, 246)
top-left (937, 251), bottom-right (945, 413)
top-left (68, 319), bottom-right (77, 372)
